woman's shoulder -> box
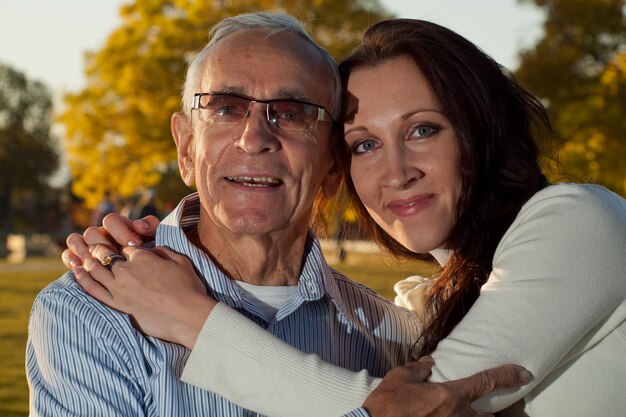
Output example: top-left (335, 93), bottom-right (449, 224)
top-left (511, 183), bottom-right (626, 232)
top-left (523, 182), bottom-right (625, 213)
top-left (496, 182), bottom-right (626, 271)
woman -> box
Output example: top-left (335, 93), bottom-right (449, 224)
top-left (67, 19), bottom-right (626, 417)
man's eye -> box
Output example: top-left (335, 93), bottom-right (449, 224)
top-left (273, 104), bottom-right (307, 124)
top-left (277, 111), bottom-right (301, 121)
top-left (216, 106), bottom-right (238, 116)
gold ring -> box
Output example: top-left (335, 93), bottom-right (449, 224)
top-left (101, 254), bottom-right (125, 271)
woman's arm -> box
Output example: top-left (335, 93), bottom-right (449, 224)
top-left (184, 303), bottom-right (528, 417)
top-left (183, 302), bottom-right (379, 416)
top-left (65, 213), bottom-right (530, 417)
top-left (427, 184), bottom-right (626, 411)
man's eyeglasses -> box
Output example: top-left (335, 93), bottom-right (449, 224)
top-left (192, 93), bottom-right (334, 136)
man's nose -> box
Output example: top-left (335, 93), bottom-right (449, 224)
top-left (235, 105), bottom-right (280, 154)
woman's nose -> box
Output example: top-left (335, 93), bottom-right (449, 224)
top-left (381, 148), bottom-right (423, 189)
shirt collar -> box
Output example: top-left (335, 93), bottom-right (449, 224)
top-left (429, 247), bottom-right (452, 266)
top-left (155, 193), bottom-right (353, 324)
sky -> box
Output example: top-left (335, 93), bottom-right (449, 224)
top-left (0, 0), bottom-right (545, 97)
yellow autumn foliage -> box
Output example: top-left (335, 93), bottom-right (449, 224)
top-left (517, 0), bottom-right (626, 195)
top-left (59, 0), bottom-right (389, 207)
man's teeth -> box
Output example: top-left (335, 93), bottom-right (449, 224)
top-left (226, 176), bottom-right (281, 187)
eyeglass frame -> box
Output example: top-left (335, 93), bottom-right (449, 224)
top-left (191, 92), bottom-right (335, 134)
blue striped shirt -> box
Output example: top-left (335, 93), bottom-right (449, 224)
top-left (27, 193), bottom-right (420, 416)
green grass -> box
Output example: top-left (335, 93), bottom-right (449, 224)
top-left (0, 259), bottom-right (66, 417)
top-left (327, 250), bottom-right (437, 300)
top-left (0, 252), bottom-right (434, 416)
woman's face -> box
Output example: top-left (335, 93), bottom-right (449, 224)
top-left (343, 56), bottom-right (462, 253)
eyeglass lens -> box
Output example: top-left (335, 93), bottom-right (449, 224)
top-left (196, 94), bottom-right (321, 132)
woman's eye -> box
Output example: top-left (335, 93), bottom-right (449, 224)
top-left (411, 125), bottom-right (439, 138)
top-left (352, 139), bottom-right (379, 155)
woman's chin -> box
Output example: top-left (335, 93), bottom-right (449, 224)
top-left (391, 231), bottom-right (447, 255)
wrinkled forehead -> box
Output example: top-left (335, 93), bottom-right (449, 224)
top-left (200, 30), bottom-right (334, 106)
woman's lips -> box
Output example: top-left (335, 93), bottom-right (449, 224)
top-left (386, 194), bottom-right (436, 217)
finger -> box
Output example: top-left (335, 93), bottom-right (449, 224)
top-left (145, 247), bottom-right (170, 260)
top-left (148, 246), bottom-right (191, 264)
top-left (90, 244), bottom-right (126, 267)
top-left (132, 215), bottom-right (159, 238)
top-left (62, 249), bottom-right (82, 269)
top-left (83, 256), bottom-right (120, 287)
top-left (73, 265), bottom-right (114, 305)
top-left (397, 357), bottom-right (435, 381)
top-left (66, 232), bottom-right (92, 263)
top-left (449, 364), bottom-right (531, 401)
top-left (402, 355), bottom-right (435, 369)
top-left (83, 226), bottom-right (119, 250)
top-left (121, 245), bottom-right (154, 260)
top-left (83, 256), bottom-right (112, 275)
top-left (102, 213), bottom-right (144, 247)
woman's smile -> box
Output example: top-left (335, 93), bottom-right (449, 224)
top-left (386, 194), bottom-right (436, 217)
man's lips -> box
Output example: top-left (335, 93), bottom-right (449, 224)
top-left (386, 194), bottom-right (436, 217)
top-left (225, 175), bottom-right (283, 188)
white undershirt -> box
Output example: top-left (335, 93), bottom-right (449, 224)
top-left (233, 281), bottom-right (298, 321)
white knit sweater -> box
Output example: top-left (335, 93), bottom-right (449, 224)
top-left (182, 183), bottom-right (626, 417)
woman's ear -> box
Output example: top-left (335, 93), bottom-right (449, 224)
top-left (171, 112), bottom-right (195, 186)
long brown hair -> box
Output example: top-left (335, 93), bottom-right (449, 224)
top-left (339, 19), bottom-right (550, 356)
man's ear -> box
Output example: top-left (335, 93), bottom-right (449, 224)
top-left (171, 112), bottom-right (195, 186)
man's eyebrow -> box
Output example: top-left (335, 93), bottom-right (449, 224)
top-left (209, 86), bottom-right (245, 95)
top-left (206, 86), bottom-right (311, 102)
top-left (273, 89), bottom-right (308, 102)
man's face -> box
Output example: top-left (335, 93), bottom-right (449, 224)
top-left (173, 30), bottom-right (339, 239)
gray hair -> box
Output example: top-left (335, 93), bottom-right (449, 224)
top-left (181, 12), bottom-right (341, 121)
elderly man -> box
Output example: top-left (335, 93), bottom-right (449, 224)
top-left (37, 12), bottom-right (525, 417)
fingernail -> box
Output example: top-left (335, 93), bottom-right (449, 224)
top-left (127, 238), bottom-right (142, 247)
top-left (137, 220), bottom-right (149, 230)
top-left (87, 246), bottom-right (94, 254)
top-left (519, 369), bottom-right (532, 384)
top-left (69, 259), bottom-right (80, 268)
top-left (73, 265), bottom-right (84, 275)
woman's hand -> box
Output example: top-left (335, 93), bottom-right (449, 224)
top-left (62, 213), bottom-right (159, 268)
top-left (363, 357), bottom-right (530, 417)
top-left (75, 244), bottom-right (216, 349)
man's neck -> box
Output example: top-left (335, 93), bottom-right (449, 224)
top-left (188, 220), bottom-right (308, 287)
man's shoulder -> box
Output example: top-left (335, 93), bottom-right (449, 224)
top-left (34, 271), bottom-right (105, 310)
top-left (328, 268), bottom-right (419, 325)
top-left (329, 268), bottom-right (387, 300)
top-left (30, 272), bottom-right (133, 337)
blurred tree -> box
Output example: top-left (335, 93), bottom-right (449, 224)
top-left (516, 0), bottom-right (626, 195)
top-left (0, 63), bottom-right (59, 252)
top-left (59, 0), bottom-right (390, 208)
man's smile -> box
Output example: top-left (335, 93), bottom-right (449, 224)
top-left (225, 175), bottom-right (283, 187)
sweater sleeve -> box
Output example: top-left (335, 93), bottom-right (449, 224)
top-left (181, 302), bottom-right (381, 417)
top-left (428, 184), bottom-right (626, 412)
